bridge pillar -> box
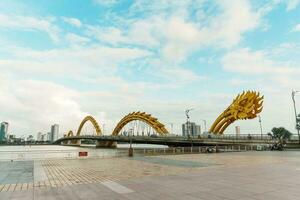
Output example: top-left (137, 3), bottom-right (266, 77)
top-left (95, 141), bottom-right (117, 148)
top-left (67, 139), bottom-right (81, 146)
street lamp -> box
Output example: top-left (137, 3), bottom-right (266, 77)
top-left (185, 109), bottom-right (193, 137)
top-left (258, 115), bottom-right (263, 140)
top-left (292, 90), bottom-right (300, 143)
top-left (102, 124), bottom-right (106, 135)
top-left (200, 119), bottom-right (207, 133)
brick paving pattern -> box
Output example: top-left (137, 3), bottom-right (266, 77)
top-left (0, 151), bottom-right (300, 199)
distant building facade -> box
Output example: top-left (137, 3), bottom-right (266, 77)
top-left (37, 132), bottom-right (42, 141)
top-left (0, 122), bottom-right (9, 142)
top-left (235, 126), bottom-right (241, 135)
top-left (50, 124), bottom-right (59, 142)
top-left (47, 132), bottom-right (51, 141)
top-left (182, 122), bottom-right (201, 136)
top-left (41, 134), bottom-right (47, 142)
top-left (27, 135), bottom-right (34, 142)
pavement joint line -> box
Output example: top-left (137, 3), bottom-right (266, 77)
top-left (101, 181), bottom-right (134, 194)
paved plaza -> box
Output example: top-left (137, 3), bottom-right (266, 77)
top-left (0, 151), bottom-right (299, 200)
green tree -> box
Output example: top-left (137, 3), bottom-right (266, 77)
top-left (269, 127), bottom-right (292, 144)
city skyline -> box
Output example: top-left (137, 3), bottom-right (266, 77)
top-left (1, 0), bottom-right (300, 136)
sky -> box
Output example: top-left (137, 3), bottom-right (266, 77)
top-left (1, 0), bottom-right (300, 137)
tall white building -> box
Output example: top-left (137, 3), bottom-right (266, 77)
top-left (50, 124), bottom-right (59, 142)
top-left (235, 126), bottom-right (241, 136)
top-left (37, 132), bottom-right (42, 141)
top-left (41, 134), bottom-right (46, 142)
top-left (47, 132), bottom-right (51, 141)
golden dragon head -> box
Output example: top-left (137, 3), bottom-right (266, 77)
top-left (229, 91), bottom-right (264, 120)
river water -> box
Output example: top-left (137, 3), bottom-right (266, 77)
top-left (0, 144), bottom-right (167, 161)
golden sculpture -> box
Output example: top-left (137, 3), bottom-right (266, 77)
top-left (76, 115), bottom-right (102, 136)
top-left (66, 116), bottom-right (102, 138)
top-left (209, 91), bottom-right (263, 134)
top-left (112, 111), bottom-right (169, 135)
top-left (67, 130), bottom-right (74, 137)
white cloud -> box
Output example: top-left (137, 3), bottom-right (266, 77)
top-left (213, 0), bottom-right (260, 47)
top-left (292, 24), bottom-right (300, 32)
top-left (62, 17), bottom-right (82, 27)
top-left (0, 45), bottom-right (152, 79)
top-left (286, 0), bottom-right (300, 10)
top-left (93, 0), bottom-right (117, 6)
top-left (65, 33), bottom-right (90, 45)
top-left (222, 48), bottom-right (300, 75)
top-left (0, 14), bottom-right (60, 42)
top-left (87, 0), bottom-right (262, 64)
top-left (0, 77), bottom-right (87, 136)
top-left (157, 67), bottom-right (206, 84)
top-left (86, 26), bottom-right (128, 45)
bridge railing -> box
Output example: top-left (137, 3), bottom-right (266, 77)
top-left (57, 134), bottom-right (300, 144)
top-left (117, 144), bottom-right (269, 157)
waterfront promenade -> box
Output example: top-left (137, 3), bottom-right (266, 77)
top-left (0, 150), bottom-right (299, 200)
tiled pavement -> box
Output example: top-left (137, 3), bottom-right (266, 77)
top-left (0, 151), bottom-right (300, 199)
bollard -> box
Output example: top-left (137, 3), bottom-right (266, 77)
top-left (128, 147), bottom-right (133, 157)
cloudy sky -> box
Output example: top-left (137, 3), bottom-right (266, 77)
top-left (1, 0), bottom-right (300, 137)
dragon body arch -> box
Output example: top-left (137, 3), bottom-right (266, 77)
top-left (112, 111), bottom-right (169, 136)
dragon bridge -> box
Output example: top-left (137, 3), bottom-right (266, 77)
top-left (112, 111), bottom-right (169, 136)
top-left (65, 116), bottom-right (102, 138)
top-left (209, 91), bottom-right (264, 134)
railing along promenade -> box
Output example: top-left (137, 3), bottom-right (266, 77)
top-left (55, 134), bottom-right (300, 146)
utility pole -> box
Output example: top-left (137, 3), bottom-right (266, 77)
top-left (258, 115), bottom-right (263, 140)
top-left (292, 90), bottom-right (300, 143)
top-left (102, 124), bottom-right (106, 135)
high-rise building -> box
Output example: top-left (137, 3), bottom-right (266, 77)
top-left (37, 132), bottom-right (42, 141)
top-left (182, 122), bottom-right (201, 136)
top-left (51, 124), bottom-right (59, 142)
top-left (235, 126), bottom-right (241, 135)
top-left (41, 134), bottom-right (46, 142)
top-left (0, 122), bottom-right (9, 142)
top-left (47, 132), bottom-right (51, 141)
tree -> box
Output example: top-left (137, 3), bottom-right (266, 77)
top-left (269, 127), bottom-right (292, 144)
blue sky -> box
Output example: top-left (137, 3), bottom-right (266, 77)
top-left (1, 0), bottom-right (300, 136)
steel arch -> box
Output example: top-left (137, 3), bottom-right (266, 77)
top-left (112, 111), bottom-right (169, 136)
top-left (76, 116), bottom-right (102, 136)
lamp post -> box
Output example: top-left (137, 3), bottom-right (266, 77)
top-left (200, 119), bottom-right (207, 133)
top-left (258, 115), bottom-right (263, 140)
top-left (128, 128), bottom-right (133, 157)
top-left (102, 124), bottom-right (106, 135)
top-left (185, 109), bottom-right (193, 137)
top-left (292, 90), bottom-right (300, 143)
